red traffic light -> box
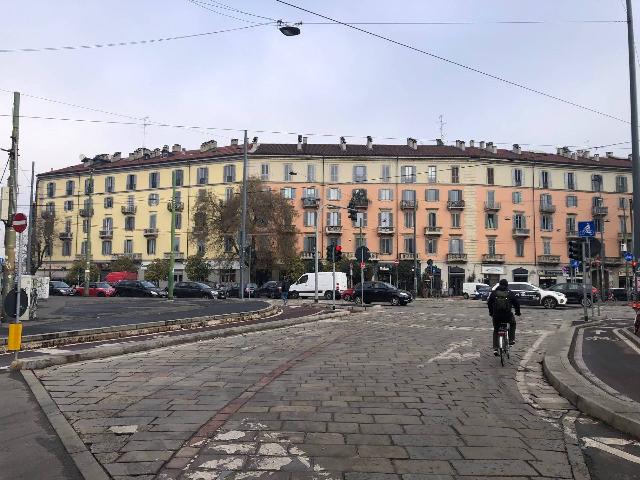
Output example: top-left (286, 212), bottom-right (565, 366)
top-left (633, 261), bottom-right (638, 268)
top-left (335, 245), bottom-right (342, 252)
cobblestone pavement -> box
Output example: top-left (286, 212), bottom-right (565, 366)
top-left (34, 301), bottom-right (595, 479)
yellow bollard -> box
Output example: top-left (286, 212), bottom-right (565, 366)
top-left (7, 323), bottom-right (22, 351)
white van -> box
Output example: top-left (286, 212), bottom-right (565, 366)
top-left (289, 271), bottom-right (349, 299)
top-left (462, 282), bottom-right (490, 299)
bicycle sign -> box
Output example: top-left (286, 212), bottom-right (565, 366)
top-left (578, 221), bottom-right (596, 238)
top-left (624, 252), bottom-right (634, 262)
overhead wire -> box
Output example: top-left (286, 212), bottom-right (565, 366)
top-left (185, 0), bottom-right (264, 24)
top-left (298, 20), bottom-right (626, 26)
top-left (187, 0), bottom-right (277, 22)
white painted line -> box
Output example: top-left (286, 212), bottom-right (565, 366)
top-left (516, 331), bottom-right (550, 409)
top-left (614, 328), bottom-right (640, 356)
top-left (33, 348), bottom-right (75, 355)
top-left (427, 339), bottom-right (480, 363)
top-left (583, 437), bottom-right (640, 465)
top-left (590, 436), bottom-right (640, 447)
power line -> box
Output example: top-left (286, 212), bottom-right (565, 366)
top-left (274, 0), bottom-right (630, 124)
top-left (185, 0), bottom-right (263, 24)
top-left (0, 23), bottom-right (272, 54)
top-left (187, 0), bottom-right (277, 22)
top-left (298, 20), bottom-right (626, 26)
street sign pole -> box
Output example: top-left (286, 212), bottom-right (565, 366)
top-left (13, 231), bottom-right (22, 361)
top-left (582, 240), bottom-right (588, 321)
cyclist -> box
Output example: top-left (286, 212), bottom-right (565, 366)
top-left (281, 277), bottom-right (290, 306)
top-left (487, 279), bottom-right (521, 356)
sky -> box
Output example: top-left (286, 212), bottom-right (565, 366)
top-left (0, 0), bottom-right (638, 204)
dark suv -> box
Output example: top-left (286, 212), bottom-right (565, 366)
top-left (547, 283), bottom-right (596, 307)
top-left (352, 282), bottom-right (412, 306)
top-left (114, 280), bottom-right (167, 298)
top-left (255, 281), bottom-right (283, 298)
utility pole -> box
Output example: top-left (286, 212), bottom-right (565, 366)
top-left (83, 168), bottom-right (94, 297)
top-left (314, 204), bottom-right (320, 303)
top-left (413, 200), bottom-right (418, 295)
top-left (2, 92), bottom-right (20, 321)
top-left (168, 170), bottom-right (177, 300)
top-left (239, 130), bottom-right (248, 300)
top-left (582, 239), bottom-right (589, 321)
top-left (25, 161), bottom-right (35, 275)
top-left (623, 199), bottom-right (630, 296)
top-left (598, 220), bottom-right (606, 316)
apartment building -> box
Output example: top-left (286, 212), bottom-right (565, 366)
top-left (36, 137), bottom-right (633, 294)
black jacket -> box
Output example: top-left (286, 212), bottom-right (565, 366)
top-left (281, 281), bottom-right (290, 293)
top-left (487, 285), bottom-right (521, 319)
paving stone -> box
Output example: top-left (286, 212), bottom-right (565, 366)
top-left (458, 446), bottom-right (535, 460)
top-left (393, 460), bottom-right (454, 475)
top-left (117, 450), bottom-right (173, 462)
top-left (450, 459), bottom-right (539, 476)
top-left (305, 433), bottom-right (345, 444)
top-left (357, 445), bottom-right (408, 458)
top-left (405, 446), bottom-right (461, 460)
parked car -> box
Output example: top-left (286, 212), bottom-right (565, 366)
top-left (49, 280), bottom-right (75, 296)
top-left (73, 282), bottom-right (116, 297)
top-left (105, 271), bottom-right (137, 285)
top-left (222, 283), bottom-right (240, 298)
top-left (114, 280), bottom-right (168, 298)
top-left (255, 281), bottom-right (283, 298)
top-left (289, 272), bottom-right (348, 299)
top-left (491, 282), bottom-right (567, 309)
top-left (341, 287), bottom-right (355, 302)
top-left (475, 285), bottom-right (492, 301)
top-left (547, 283), bottom-right (596, 307)
top-left (203, 283), bottom-right (227, 299)
top-left (173, 281), bottom-right (221, 299)
top-left (352, 281), bottom-right (412, 306)
top-left (463, 282), bottom-right (490, 299)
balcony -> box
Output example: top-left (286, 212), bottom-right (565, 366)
top-left (377, 226), bottom-right (395, 235)
top-left (144, 228), bottom-right (159, 237)
top-left (58, 231), bottom-right (72, 240)
top-left (447, 200), bottom-right (465, 210)
top-left (400, 252), bottom-right (419, 261)
top-left (300, 251), bottom-right (315, 260)
top-left (484, 202), bottom-right (501, 212)
top-left (512, 228), bottom-right (530, 237)
top-left (538, 255), bottom-right (561, 265)
top-left (539, 203), bottom-right (556, 213)
top-left (41, 211), bottom-right (55, 220)
top-left (302, 197), bottom-right (320, 208)
top-left (605, 256), bottom-right (623, 266)
top-left (343, 251), bottom-right (356, 260)
top-left (121, 205), bottom-right (137, 215)
top-left (566, 229), bottom-right (580, 239)
top-left (481, 253), bottom-right (505, 264)
top-left (167, 201), bottom-right (184, 212)
top-left (400, 200), bottom-right (417, 210)
top-left (424, 226), bottom-right (443, 236)
top-left (99, 229), bottom-right (113, 239)
top-left (592, 206), bottom-right (609, 217)
top-left (619, 232), bottom-right (632, 241)
top-left (79, 208), bottom-right (94, 217)
top-left (325, 225), bottom-right (343, 234)
top-left (447, 253), bottom-right (468, 263)
top-left (113, 253), bottom-right (142, 261)
top-left (164, 252), bottom-right (185, 261)
top-left (369, 252), bottom-right (380, 261)
top-left (352, 197), bottom-right (370, 209)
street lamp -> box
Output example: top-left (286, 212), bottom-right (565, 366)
top-left (278, 20), bottom-right (301, 36)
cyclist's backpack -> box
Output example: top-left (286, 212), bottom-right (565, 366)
top-left (493, 290), bottom-right (511, 316)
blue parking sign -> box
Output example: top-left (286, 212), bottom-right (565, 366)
top-left (578, 221), bottom-right (596, 238)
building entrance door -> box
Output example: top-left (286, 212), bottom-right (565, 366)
top-left (448, 267), bottom-right (465, 296)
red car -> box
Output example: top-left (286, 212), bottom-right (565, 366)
top-left (341, 287), bottom-right (355, 302)
top-left (74, 282), bottom-right (116, 297)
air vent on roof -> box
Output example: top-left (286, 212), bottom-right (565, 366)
top-left (366, 136), bottom-right (373, 150)
top-left (172, 144), bottom-right (181, 153)
top-left (340, 137), bottom-right (347, 151)
top-left (200, 140), bottom-right (218, 152)
top-left (297, 135), bottom-right (303, 151)
top-left (593, 154), bottom-right (600, 162)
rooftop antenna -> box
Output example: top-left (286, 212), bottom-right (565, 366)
top-left (438, 115), bottom-right (447, 144)
top-left (142, 116), bottom-right (150, 148)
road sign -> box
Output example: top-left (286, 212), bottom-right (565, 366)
top-left (12, 212), bottom-right (27, 233)
top-left (625, 252), bottom-right (634, 262)
top-left (570, 259), bottom-right (580, 268)
top-left (355, 246), bottom-right (371, 262)
top-left (3, 288), bottom-right (28, 318)
top-left (578, 221), bottom-right (595, 238)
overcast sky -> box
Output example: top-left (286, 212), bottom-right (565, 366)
top-left (0, 0), bottom-right (638, 191)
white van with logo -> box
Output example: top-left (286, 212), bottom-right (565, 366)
top-left (462, 282), bottom-right (490, 299)
top-left (289, 271), bottom-right (348, 299)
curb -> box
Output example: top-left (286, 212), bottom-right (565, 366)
top-left (12, 309), bottom-right (351, 371)
top-left (0, 303), bottom-right (276, 353)
top-left (543, 321), bottom-right (640, 439)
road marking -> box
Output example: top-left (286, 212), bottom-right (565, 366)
top-left (590, 436), bottom-right (640, 447)
top-left (613, 328), bottom-right (640, 355)
top-left (33, 348), bottom-right (74, 355)
top-left (584, 336), bottom-right (619, 341)
top-left (427, 339), bottom-right (480, 363)
top-left (583, 437), bottom-right (640, 465)
top-left (595, 329), bottom-right (607, 335)
top-left (516, 331), bottom-right (551, 409)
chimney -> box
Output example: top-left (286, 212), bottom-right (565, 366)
top-left (128, 152), bottom-right (135, 160)
top-left (302, 136), bottom-right (307, 145)
top-left (593, 153), bottom-right (600, 161)
top-left (630, 154), bottom-right (633, 160)
top-left (366, 135), bottom-right (373, 150)
top-left (200, 140), bottom-right (218, 152)
top-left (297, 135), bottom-right (303, 151)
top-left (479, 141), bottom-right (485, 149)
top-left (152, 148), bottom-right (161, 157)
top-left (340, 136), bottom-right (347, 151)
top-left (112, 152), bottom-right (121, 161)
top-left (469, 140), bottom-right (475, 148)
top-left (230, 138), bottom-right (239, 146)
top-left (455, 140), bottom-right (465, 151)
top-left (162, 145), bottom-right (170, 156)
top-left (512, 144), bottom-right (522, 154)
top-left (584, 150), bottom-right (591, 159)
top-left (436, 139), bottom-right (444, 146)
top-left (556, 147), bottom-right (563, 155)
top-left (172, 144), bottom-right (181, 153)
top-left (606, 151), bottom-right (614, 158)
top-left (407, 137), bottom-right (418, 150)
top-left (571, 152), bottom-right (577, 160)
top-left (249, 137), bottom-right (259, 153)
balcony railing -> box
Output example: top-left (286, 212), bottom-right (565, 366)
top-left (400, 252), bottom-right (419, 260)
top-left (325, 225), bottom-right (343, 234)
top-left (79, 208), bottom-right (94, 217)
top-left (112, 253), bottom-right (142, 261)
top-left (400, 200), bottom-right (417, 210)
top-left (58, 231), bottom-right (72, 240)
top-left (592, 206), bottom-right (609, 217)
top-left (539, 203), bottom-right (556, 213)
top-left (605, 256), bottom-right (623, 266)
top-left (369, 252), bottom-right (380, 261)
top-left (512, 228), bottom-right (530, 237)
top-left (352, 197), bottom-right (370, 208)
top-left (163, 252), bottom-right (185, 261)
top-left (99, 229), bottom-right (113, 239)
top-left (167, 201), bottom-right (184, 212)
top-left (447, 200), bottom-right (465, 210)
top-left (447, 253), bottom-right (468, 263)
top-left (300, 251), bottom-right (315, 260)
top-left (302, 197), bottom-right (320, 208)
top-left (619, 232), bottom-right (632, 240)
top-left (538, 255), bottom-right (561, 265)
top-left (143, 228), bottom-right (159, 237)
top-left (424, 226), bottom-right (442, 236)
top-left (566, 229), bottom-right (580, 239)
top-left (121, 205), bottom-right (137, 215)
top-left (484, 202), bottom-right (501, 212)
top-left (481, 253), bottom-right (505, 264)
top-left (377, 226), bottom-right (395, 235)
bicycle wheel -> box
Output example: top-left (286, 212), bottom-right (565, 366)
top-left (498, 337), bottom-right (505, 367)
top-left (506, 333), bottom-right (510, 359)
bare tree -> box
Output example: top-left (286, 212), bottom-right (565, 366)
top-left (30, 212), bottom-right (57, 275)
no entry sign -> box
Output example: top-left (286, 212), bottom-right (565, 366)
top-left (12, 212), bottom-right (27, 233)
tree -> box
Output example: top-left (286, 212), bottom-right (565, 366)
top-left (191, 178), bottom-right (299, 279)
top-left (65, 260), bottom-right (99, 286)
top-left (30, 212), bottom-right (57, 275)
top-left (144, 259), bottom-right (171, 284)
top-left (110, 256), bottom-right (139, 273)
top-left (185, 254), bottom-right (212, 282)
top-left (337, 258), bottom-right (373, 284)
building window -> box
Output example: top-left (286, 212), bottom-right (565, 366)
top-left (594, 218), bottom-right (604, 233)
top-left (402, 189), bottom-right (416, 201)
top-left (62, 241), bottom-right (71, 257)
top-left (352, 212), bottom-right (367, 227)
top-left (148, 193), bottom-right (159, 206)
top-left (45, 202), bottom-right (55, 215)
top-left (197, 167), bottom-right (209, 185)
top-left (103, 217), bottom-right (113, 230)
top-left (125, 216), bottom-right (135, 231)
top-left (401, 166), bottom-right (416, 183)
top-left (327, 211), bottom-right (341, 226)
top-left (619, 215), bottom-right (628, 232)
top-left (303, 187), bottom-right (318, 199)
top-left (428, 211), bottom-right (437, 227)
top-left (223, 164), bottom-right (236, 183)
top-left (540, 193), bottom-right (553, 207)
top-left (488, 238), bottom-right (497, 255)
top-left (84, 178), bottom-right (94, 194)
top-left (124, 239), bottom-right (133, 254)
top-left (451, 166), bottom-right (460, 184)
top-left (566, 195), bottom-right (578, 207)
top-left (223, 236), bottom-right (234, 253)
top-left (379, 211), bottom-right (393, 227)
top-left (619, 197), bottom-right (629, 209)
top-left (381, 165), bottom-right (391, 182)
top-left (301, 236), bottom-right (315, 253)
top-left (104, 197), bottom-right (113, 209)
top-left (46, 182), bottom-right (56, 198)
top-left (539, 170), bottom-right (551, 189)
top-left (512, 191), bottom-right (522, 204)
top-left (258, 163), bottom-right (269, 181)
top-left (79, 240), bottom-right (88, 255)
top-left (427, 166), bottom-right (437, 183)
top-left (566, 216), bottom-right (576, 233)
top-left (149, 213), bottom-right (157, 229)
top-left (592, 196), bottom-right (604, 207)
top-left (328, 188), bottom-right (341, 201)
top-left (426, 189), bottom-right (439, 202)
top-left (353, 165), bottom-right (367, 183)
top-left (64, 219), bottom-right (72, 232)
top-left (149, 171), bottom-right (160, 189)
top-left (565, 172), bottom-right (576, 190)
top-left (330, 164), bottom-right (339, 183)
top-left (380, 237), bottom-right (393, 255)
top-left (174, 169), bottom-right (184, 187)
top-left (281, 187), bottom-right (295, 199)
top-left (486, 167), bottom-right (494, 185)
top-left (64, 200), bottom-right (74, 212)
top-left (378, 188), bottom-right (392, 201)
top-left (591, 174), bottom-right (603, 192)
top-left (197, 240), bottom-right (205, 255)
top-left (426, 238), bottom-right (438, 254)
top-left (147, 238), bottom-right (156, 255)
top-left (512, 168), bottom-right (523, 187)
top-left (541, 214), bottom-right (553, 231)
top-left (404, 237), bottom-right (415, 254)
top-left (404, 211), bottom-right (415, 228)
top-left (543, 239), bottom-right (552, 255)
top-left (616, 175), bottom-right (628, 193)
top-left (175, 213), bottom-right (182, 229)
top-left (513, 214), bottom-right (526, 229)
top-left (451, 212), bottom-right (461, 228)
top-left (65, 180), bottom-right (74, 196)
top-left (486, 213), bottom-right (498, 229)
top-left (284, 164), bottom-right (295, 182)
top-left (82, 219), bottom-right (89, 234)
top-left (303, 211), bottom-right (317, 227)
top-left (126, 174), bottom-right (136, 191)
top-left (449, 238), bottom-right (463, 254)
top-left (515, 239), bottom-right (525, 257)
top-left (100, 241), bottom-right (111, 256)
top-left (448, 189), bottom-right (462, 201)
top-left (105, 176), bottom-right (115, 193)
top-left (173, 236), bottom-right (180, 253)
top-left (306, 164), bottom-right (316, 182)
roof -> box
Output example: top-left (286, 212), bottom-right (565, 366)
top-left (38, 142), bottom-right (632, 178)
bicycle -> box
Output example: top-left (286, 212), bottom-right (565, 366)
top-left (497, 322), bottom-right (510, 367)
top-left (602, 290), bottom-right (617, 305)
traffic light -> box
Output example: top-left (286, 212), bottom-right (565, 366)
top-left (568, 240), bottom-right (581, 261)
top-left (347, 200), bottom-right (358, 221)
top-left (633, 260), bottom-right (638, 273)
top-left (334, 245), bottom-right (343, 262)
top-left (326, 244), bottom-right (334, 262)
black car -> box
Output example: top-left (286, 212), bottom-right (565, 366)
top-left (547, 283), bottom-right (595, 306)
top-left (223, 283), bottom-right (240, 298)
top-left (352, 281), bottom-right (412, 306)
top-left (173, 281), bottom-right (220, 299)
top-left (255, 281), bottom-right (283, 298)
top-left (49, 280), bottom-right (75, 296)
top-left (114, 280), bottom-right (168, 298)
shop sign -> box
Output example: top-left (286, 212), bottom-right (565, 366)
top-left (481, 265), bottom-right (504, 275)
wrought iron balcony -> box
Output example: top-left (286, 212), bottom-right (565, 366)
top-left (566, 229), bottom-right (580, 239)
top-left (79, 208), bottom-right (94, 217)
top-left (400, 252), bottom-right (419, 260)
top-left (113, 253), bottom-right (142, 261)
top-left (121, 205), bottom-right (137, 215)
top-left (512, 228), bottom-right (530, 237)
top-left (58, 231), bottom-right (72, 240)
top-left (447, 253), bottom-right (468, 263)
top-left (592, 206), bottom-right (608, 217)
top-left (447, 200), bottom-right (465, 210)
top-left (605, 256), bottom-right (623, 266)
top-left (302, 197), bottom-right (320, 208)
top-left (167, 201), bottom-right (184, 212)
top-left (400, 200), bottom-right (417, 210)
top-left (143, 228), bottom-right (159, 237)
top-left (538, 254), bottom-right (561, 265)
top-left (352, 197), bottom-right (370, 208)
top-left (481, 253), bottom-right (505, 264)
top-left (164, 252), bottom-right (185, 261)
top-left (484, 202), bottom-right (501, 212)
top-left (539, 203), bottom-right (556, 213)
top-left (325, 225), bottom-right (343, 234)
top-left (424, 226), bottom-right (442, 236)
top-left (377, 226), bottom-right (395, 235)
top-left (99, 229), bottom-right (113, 239)
top-left (619, 232), bottom-right (632, 240)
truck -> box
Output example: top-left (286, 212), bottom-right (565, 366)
top-left (288, 271), bottom-right (348, 299)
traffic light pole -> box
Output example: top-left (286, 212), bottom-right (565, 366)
top-left (582, 240), bottom-right (588, 321)
top-left (332, 253), bottom-right (336, 310)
